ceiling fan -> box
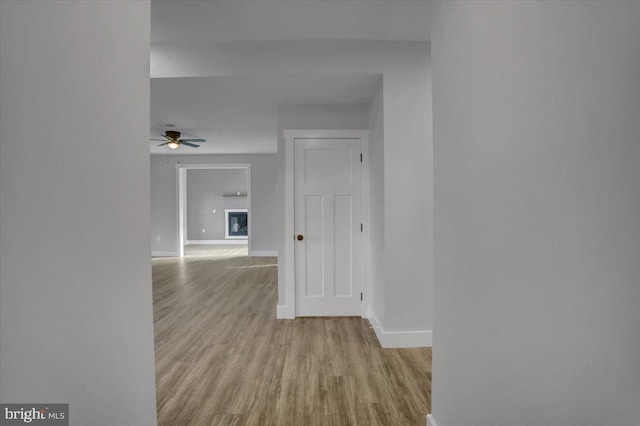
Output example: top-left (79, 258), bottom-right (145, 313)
top-left (151, 131), bottom-right (206, 149)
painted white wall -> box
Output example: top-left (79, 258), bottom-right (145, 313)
top-left (151, 154), bottom-right (278, 255)
top-left (367, 82), bottom-right (385, 326)
top-left (152, 40), bottom-right (433, 340)
top-left (278, 103), bottom-right (369, 131)
top-left (186, 169), bottom-right (249, 241)
top-left (431, 1), bottom-right (640, 426)
top-left (0, 1), bottom-right (157, 425)
top-left (382, 51), bottom-right (432, 334)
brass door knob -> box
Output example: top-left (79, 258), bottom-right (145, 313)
top-left (296, 234), bottom-right (304, 241)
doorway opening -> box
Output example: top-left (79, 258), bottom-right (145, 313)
top-left (176, 164), bottom-right (251, 258)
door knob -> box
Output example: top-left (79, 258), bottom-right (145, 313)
top-left (296, 234), bottom-right (304, 241)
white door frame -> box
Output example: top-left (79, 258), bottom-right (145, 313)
top-left (280, 130), bottom-right (370, 319)
top-left (176, 164), bottom-right (252, 257)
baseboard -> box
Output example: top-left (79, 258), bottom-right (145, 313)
top-left (368, 315), bottom-right (432, 348)
top-left (276, 304), bottom-right (295, 319)
top-left (427, 414), bottom-right (437, 426)
top-left (151, 251), bottom-right (179, 257)
top-left (185, 240), bottom-right (248, 245)
top-left (250, 250), bottom-right (278, 257)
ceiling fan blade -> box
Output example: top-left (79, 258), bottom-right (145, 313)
top-left (150, 138), bottom-right (168, 141)
top-left (157, 142), bottom-right (170, 146)
top-left (181, 142), bottom-right (200, 148)
top-left (180, 139), bottom-right (206, 143)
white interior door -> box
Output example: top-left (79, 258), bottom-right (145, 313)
top-left (294, 137), bottom-right (362, 316)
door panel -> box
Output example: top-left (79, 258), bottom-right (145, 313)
top-left (333, 194), bottom-right (353, 297)
top-left (304, 195), bottom-right (324, 297)
top-left (295, 138), bottom-right (362, 316)
top-left (304, 149), bottom-right (353, 186)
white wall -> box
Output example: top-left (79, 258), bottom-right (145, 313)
top-left (151, 41), bottom-right (433, 342)
top-left (278, 103), bottom-right (369, 131)
top-left (150, 154), bottom-right (278, 255)
top-left (382, 52), bottom-right (432, 335)
top-left (0, 1), bottom-right (158, 425)
top-left (431, 1), bottom-right (640, 426)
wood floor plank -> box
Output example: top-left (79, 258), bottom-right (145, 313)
top-left (153, 245), bottom-right (431, 425)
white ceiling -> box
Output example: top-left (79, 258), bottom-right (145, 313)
top-left (151, 0), bottom-right (432, 44)
top-left (150, 0), bottom-right (429, 155)
top-left (150, 74), bottom-right (380, 154)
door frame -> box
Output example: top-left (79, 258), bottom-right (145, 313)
top-left (176, 163), bottom-right (252, 257)
top-left (281, 130), bottom-right (370, 319)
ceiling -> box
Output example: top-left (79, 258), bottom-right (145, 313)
top-left (150, 74), bottom-right (380, 154)
top-left (151, 0), bottom-right (432, 44)
top-left (150, 0), bottom-right (429, 155)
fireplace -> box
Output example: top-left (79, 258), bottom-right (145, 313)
top-left (225, 209), bottom-right (248, 239)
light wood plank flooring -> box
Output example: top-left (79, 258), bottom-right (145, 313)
top-left (152, 246), bottom-right (431, 426)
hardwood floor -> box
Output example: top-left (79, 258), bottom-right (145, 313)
top-left (153, 246), bottom-right (431, 426)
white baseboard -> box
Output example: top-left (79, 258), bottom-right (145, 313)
top-left (250, 250), bottom-right (278, 257)
top-left (276, 304), bottom-right (295, 319)
top-left (368, 315), bottom-right (432, 348)
top-left (427, 414), bottom-right (437, 426)
top-left (185, 240), bottom-right (248, 245)
top-left (151, 251), bottom-right (179, 257)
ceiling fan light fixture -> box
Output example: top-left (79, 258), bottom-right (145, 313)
top-left (151, 129), bottom-right (205, 149)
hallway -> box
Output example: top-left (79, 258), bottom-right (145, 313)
top-left (152, 247), bottom-right (431, 425)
